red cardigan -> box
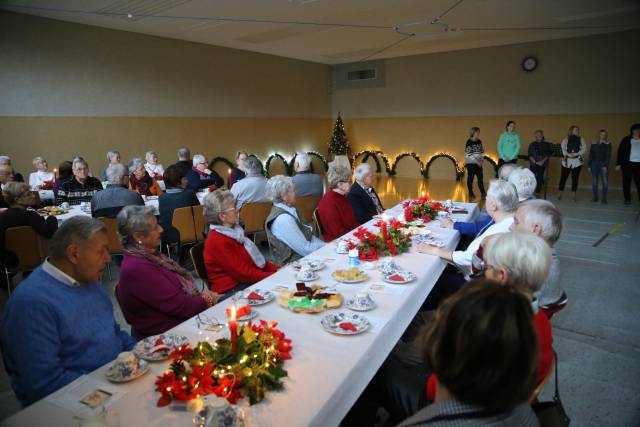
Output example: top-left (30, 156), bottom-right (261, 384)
top-left (427, 310), bottom-right (553, 400)
top-left (316, 190), bottom-right (360, 242)
top-left (203, 230), bottom-right (278, 294)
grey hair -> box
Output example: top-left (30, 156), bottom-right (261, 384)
top-left (266, 175), bottom-right (294, 203)
top-left (203, 189), bottom-right (235, 225)
top-left (519, 199), bottom-right (563, 244)
top-left (116, 205), bottom-right (156, 247)
top-left (106, 163), bottom-right (127, 184)
top-left (498, 163), bottom-right (517, 181)
top-left (145, 151), bottom-right (157, 162)
top-left (192, 154), bottom-right (207, 167)
top-left (178, 148), bottom-right (190, 159)
top-left (508, 168), bottom-right (537, 201)
top-left (327, 165), bottom-right (352, 188)
top-left (295, 152), bottom-right (311, 171)
top-left (106, 150), bottom-right (120, 162)
top-left (128, 158), bottom-right (145, 174)
top-left (32, 156), bottom-right (45, 166)
top-left (0, 156), bottom-right (11, 165)
top-left (48, 216), bottom-right (106, 261)
top-left (486, 179), bottom-right (519, 213)
top-left (483, 232), bottom-right (551, 295)
top-left (354, 163), bottom-right (372, 182)
top-left (72, 158), bottom-right (88, 169)
top-left (242, 156), bottom-right (263, 176)
top-left (2, 182), bottom-right (30, 205)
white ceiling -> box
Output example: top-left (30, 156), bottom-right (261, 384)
top-left (3, 0), bottom-right (639, 64)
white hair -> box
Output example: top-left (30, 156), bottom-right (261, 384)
top-left (242, 156), bottom-right (263, 176)
top-left (519, 199), bottom-right (563, 244)
top-left (508, 168), bottom-right (537, 201)
top-left (486, 179), bottom-right (519, 213)
top-left (498, 163), bottom-right (517, 180)
top-left (483, 232), bottom-right (551, 295)
top-left (32, 156), bottom-right (45, 166)
top-left (354, 163), bottom-right (372, 182)
top-left (106, 163), bottom-right (127, 183)
top-left (128, 158), bottom-right (144, 174)
top-left (116, 205), bottom-right (157, 248)
top-left (0, 156), bottom-right (11, 165)
top-left (72, 158), bottom-right (88, 169)
top-left (192, 154), bottom-right (207, 167)
top-left (145, 151), bottom-right (157, 162)
top-left (203, 189), bottom-right (235, 225)
top-left (106, 150), bottom-right (120, 162)
top-left (266, 175), bottom-right (294, 203)
top-left (295, 152), bottom-right (311, 171)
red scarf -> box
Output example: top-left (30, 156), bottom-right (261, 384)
top-left (130, 171), bottom-right (154, 196)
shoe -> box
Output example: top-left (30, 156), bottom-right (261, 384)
top-left (557, 192), bottom-right (563, 200)
top-left (469, 194), bottom-right (476, 201)
top-left (591, 195), bottom-right (598, 202)
top-left (601, 195), bottom-right (607, 204)
top-left (572, 192), bottom-right (577, 202)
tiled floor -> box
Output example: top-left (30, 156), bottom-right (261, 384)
top-left (1, 177), bottom-right (639, 426)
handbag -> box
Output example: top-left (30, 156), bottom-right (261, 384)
top-left (532, 350), bottom-right (571, 426)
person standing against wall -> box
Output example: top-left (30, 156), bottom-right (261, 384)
top-left (588, 129), bottom-right (611, 204)
top-left (615, 123), bottom-right (640, 206)
top-left (464, 127), bottom-right (486, 200)
top-left (558, 125), bottom-right (586, 202)
top-left (528, 130), bottom-right (550, 196)
top-left (497, 120), bottom-right (520, 168)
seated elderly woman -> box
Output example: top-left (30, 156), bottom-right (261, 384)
top-left (28, 156), bottom-right (55, 190)
top-left (347, 163), bottom-right (384, 224)
top-left (203, 190), bottom-right (278, 298)
top-left (265, 175), bottom-right (325, 265)
top-left (128, 158), bottom-right (162, 196)
top-left (509, 167), bottom-right (537, 202)
top-left (144, 150), bottom-right (164, 181)
top-left (115, 205), bottom-right (219, 339)
top-left (316, 164), bottom-right (359, 242)
top-left (186, 154), bottom-right (224, 192)
top-left (158, 165), bottom-right (200, 246)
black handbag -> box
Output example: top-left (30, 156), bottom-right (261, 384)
top-left (532, 351), bottom-right (571, 426)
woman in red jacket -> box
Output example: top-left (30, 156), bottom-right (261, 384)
top-left (203, 189), bottom-right (278, 299)
top-left (316, 165), bottom-right (359, 242)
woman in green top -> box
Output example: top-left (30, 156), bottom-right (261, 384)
top-left (497, 121), bottom-right (521, 168)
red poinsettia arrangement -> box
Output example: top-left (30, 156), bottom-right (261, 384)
top-left (348, 219), bottom-right (412, 261)
top-left (155, 320), bottom-right (292, 407)
top-left (403, 196), bottom-right (447, 222)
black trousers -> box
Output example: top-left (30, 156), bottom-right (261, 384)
top-left (530, 163), bottom-right (547, 194)
top-left (622, 162), bottom-right (640, 202)
top-left (465, 164), bottom-right (486, 196)
top-left (558, 165), bottom-right (582, 192)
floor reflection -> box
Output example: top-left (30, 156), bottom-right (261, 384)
top-left (373, 176), bottom-right (472, 208)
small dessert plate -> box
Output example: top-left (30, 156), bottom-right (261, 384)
top-left (321, 312), bottom-right (371, 335)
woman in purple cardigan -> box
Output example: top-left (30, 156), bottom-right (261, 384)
top-left (115, 205), bottom-right (220, 339)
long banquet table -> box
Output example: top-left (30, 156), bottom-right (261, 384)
top-left (2, 201), bottom-right (477, 427)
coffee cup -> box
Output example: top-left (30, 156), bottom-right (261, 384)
top-left (61, 202), bottom-right (70, 210)
top-left (197, 396), bottom-right (240, 427)
top-left (296, 268), bottom-right (315, 281)
top-left (437, 211), bottom-right (448, 221)
top-left (354, 292), bottom-right (374, 309)
top-left (112, 351), bottom-right (138, 378)
top-left (337, 240), bottom-right (350, 253)
top-left (380, 258), bottom-right (398, 275)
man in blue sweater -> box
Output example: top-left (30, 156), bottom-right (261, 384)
top-left (1, 216), bottom-right (135, 406)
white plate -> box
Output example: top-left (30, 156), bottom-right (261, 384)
top-left (332, 270), bottom-right (369, 284)
top-left (238, 289), bottom-right (275, 306)
top-left (238, 310), bottom-right (258, 322)
top-left (295, 272), bottom-right (320, 282)
top-left (383, 271), bottom-right (417, 284)
top-left (106, 359), bottom-right (149, 383)
top-left (292, 259), bottom-right (326, 271)
top-left (133, 333), bottom-right (190, 361)
top-left (345, 298), bottom-right (376, 312)
top-left (321, 312), bottom-right (371, 335)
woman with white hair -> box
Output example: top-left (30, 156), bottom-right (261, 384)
top-left (265, 175), bottom-right (325, 265)
top-left (508, 167), bottom-right (537, 202)
top-left (186, 154), bottom-right (224, 192)
top-left (28, 157), bottom-right (55, 190)
top-left (317, 165), bottom-right (359, 241)
top-left (128, 158), bottom-right (162, 196)
top-left (144, 150), bottom-right (164, 181)
top-left (100, 150), bottom-right (120, 181)
top-left (203, 190), bottom-right (278, 298)
top-left (347, 163), bottom-right (384, 224)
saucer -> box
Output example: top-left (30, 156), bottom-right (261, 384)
top-left (295, 272), bottom-right (319, 282)
top-left (106, 359), bottom-right (149, 383)
top-left (345, 297), bottom-right (376, 312)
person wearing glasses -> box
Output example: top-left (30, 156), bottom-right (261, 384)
top-left (203, 190), bottom-right (278, 299)
top-left (185, 154), bottom-right (224, 192)
top-left (316, 164), bottom-right (359, 242)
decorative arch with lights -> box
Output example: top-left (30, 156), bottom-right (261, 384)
top-left (391, 152), bottom-right (425, 177)
top-left (424, 152), bottom-right (465, 181)
top-left (209, 156), bottom-right (234, 171)
top-left (264, 153), bottom-right (291, 177)
top-left (352, 150), bottom-right (392, 174)
top-left (483, 155), bottom-right (499, 177)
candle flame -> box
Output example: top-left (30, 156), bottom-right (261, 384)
top-left (230, 305), bottom-right (236, 321)
top-left (228, 168), bottom-right (232, 175)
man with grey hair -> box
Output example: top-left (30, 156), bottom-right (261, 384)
top-left (292, 152), bottom-right (323, 197)
top-left (0, 216), bottom-right (135, 406)
top-left (348, 163), bottom-right (384, 224)
top-left (508, 167), bottom-right (537, 202)
top-left (511, 199), bottom-right (567, 314)
top-left (0, 155), bottom-right (24, 183)
top-left (91, 163), bottom-right (144, 218)
top-left (175, 147), bottom-right (192, 176)
top-left (230, 156), bottom-right (269, 209)
top-left (56, 159), bottom-right (103, 205)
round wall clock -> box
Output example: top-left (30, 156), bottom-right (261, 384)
top-left (522, 56), bottom-right (538, 72)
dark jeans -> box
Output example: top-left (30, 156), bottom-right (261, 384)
top-left (465, 164), bottom-right (486, 197)
top-left (530, 163), bottom-right (547, 194)
top-left (497, 158), bottom-right (518, 169)
top-left (590, 161), bottom-right (608, 196)
top-left (621, 162), bottom-right (640, 202)
top-left (558, 165), bottom-right (582, 192)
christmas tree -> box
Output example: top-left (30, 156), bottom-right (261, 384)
top-left (328, 113), bottom-right (350, 156)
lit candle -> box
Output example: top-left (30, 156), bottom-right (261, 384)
top-left (53, 168), bottom-right (58, 179)
top-left (229, 305), bottom-right (237, 354)
top-left (381, 214), bottom-right (388, 243)
top-left (421, 191), bottom-right (426, 199)
top-left (228, 168), bottom-right (233, 189)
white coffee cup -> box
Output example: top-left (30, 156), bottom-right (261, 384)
top-left (437, 211), bottom-right (448, 221)
top-left (113, 351), bottom-right (138, 377)
top-left (297, 268), bottom-right (315, 281)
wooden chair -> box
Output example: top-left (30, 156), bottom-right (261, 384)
top-left (98, 217), bottom-right (124, 280)
top-left (189, 242), bottom-right (210, 289)
top-left (4, 226), bottom-right (42, 294)
top-left (295, 195), bottom-right (321, 223)
top-left (312, 208), bottom-right (324, 240)
top-left (239, 202), bottom-right (273, 237)
top-left (166, 206), bottom-right (198, 257)
top-left (192, 205), bottom-right (207, 242)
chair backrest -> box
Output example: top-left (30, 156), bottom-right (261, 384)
top-left (192, 205), bottom-right (206, 242)
top-left (239, 202), bottom-right (273, 235)
top-left (172, 206), bottom-right (197, 244)
top-left (189, 241), bottom-right (210, 288)
top-left (295, 195), bottom-right (322, 223)
top-left (4, 226), bottom-right (41, 270)
top-left (312, 208), bottom-right (324, 240)
top-left (98, 217), bottom-right (123, 254)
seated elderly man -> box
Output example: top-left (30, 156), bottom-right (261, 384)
top-left (174, 147), bottom-right (192, 176)
top-left (186, 154), bottom-right (224, 192)
top-left (56, 158), bottom-right (103, 205)
top-left (0, 156), bottom-right (24, 183)
top-left (230, 155), bottom-right (269, 209)
top-left (512, 199), bottom-right (567, 316)
top-left (265, 175), bottom-right (325, 265)
top-left (91, 163), bottom-right (144, 218)
top-left (509, 167), bottom-right (537, 202)
top-left (292, 152), bottom-right (323, 197)
top-left (0, 217), bottom-right (135, 406)
top-left (347, 163), bottom-right (384, 224)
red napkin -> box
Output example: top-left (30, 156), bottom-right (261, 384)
top-left (154, 338), bottom-right (165, 346)
top-left (247, 291), bottom-right (264, 301)
top-left (339, 322), bottom-right (358, 332)
top-left (226, 305), bottom-right (252, 318)
top-left (388, 274), bottom-right (405, 282)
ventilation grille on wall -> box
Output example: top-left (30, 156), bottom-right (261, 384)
top-left (95, 0), bottom-right (192, 21)
top-left (347, 69), bottom-right (377, 81)
top-left (335, 60), bottom-right (385, 90)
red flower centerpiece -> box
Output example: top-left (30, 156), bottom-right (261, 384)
top-left (403, 195), bottom-right (447, 222)
top-left (155, 320), bottom-right (292, 407)
top-left (349, 219), bottom-right (412, 261)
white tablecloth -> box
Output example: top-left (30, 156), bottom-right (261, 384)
top-left (3, 202), bottom-right (477, 427)
top-left (54, 198), bottom-right (162, 223)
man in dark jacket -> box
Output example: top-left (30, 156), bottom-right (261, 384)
top-left (347, 163), bottom-right (384, 224)
top-left (616, 123), bottom-right (640, 205)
